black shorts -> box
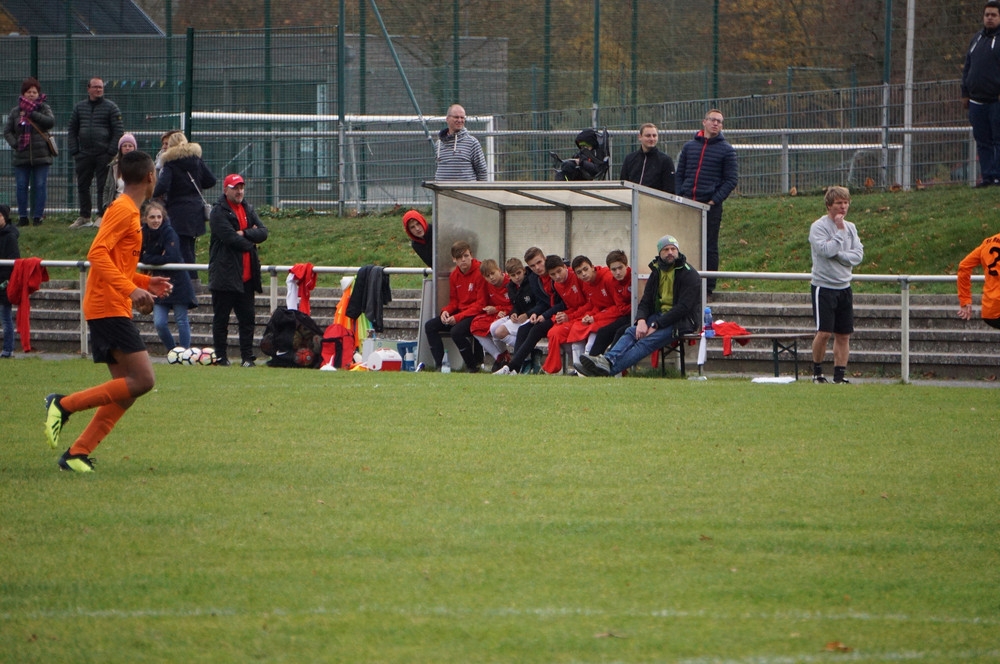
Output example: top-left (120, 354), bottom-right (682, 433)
top-left (811, 285), bottom-right (854, 335)
top-left (88, 316), bottom-right (147, 364)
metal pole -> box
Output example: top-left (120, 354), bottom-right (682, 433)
top-left (881, 0), bottom-right (893, 188)
top-left (338, 0), bottom-right (347, 215)
top-left (184, 28), bottom-right (194, 141)
top-left (265, 0), bottom-right (274, 206)
top-left (543, 0), bottom-right (551, 118)
top-left (165, 0), bottom-right (173, 115)
top-left (359, 0), bottom-right (368, 205)
top-left (712, 0), bottom-right (719, 100)
top-left (630, 0), bottom-right (638, 125)
top-left (30, 36), bottom-right (38, 77)
top-left (900, 277), bottom-right (910, 384)
top-left (592, 0), bottom-right (600, 127)
top-left (453, 0), bottom-right (460, 102)
top-left (902, 0), bottom-right (915, 190)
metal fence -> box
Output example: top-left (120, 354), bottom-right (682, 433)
top-left (0, 21), bottom-right (977, 213)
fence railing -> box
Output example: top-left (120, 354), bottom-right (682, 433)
top-left (5, 259), bottom-right (981, 385)
top-left (0, 80), bottom-right (976, 213)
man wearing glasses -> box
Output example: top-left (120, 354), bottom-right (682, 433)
top-left (434, 104), bottom-right (487, 182)
top-left (675, 109), bottom-right (739, 299)
top-left (68, 78), bottom-right (124, 229)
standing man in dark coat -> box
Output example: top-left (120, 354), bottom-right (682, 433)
top-left (962, 0), bottom-right (1000, 187)
top-left (208, 174), bottom-right (268, 367)
top-left (675, 109), bottom-right (739, 298)
top-left (619, 123), bottom-right (675, 193)
top-left (68, 78), bottom-right (123, 229)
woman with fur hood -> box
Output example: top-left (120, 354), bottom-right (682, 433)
top-left (153, 132), bottom-right (216, 285)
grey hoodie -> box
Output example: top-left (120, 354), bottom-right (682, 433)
top-left (809, 214), bottom-right (864, 289)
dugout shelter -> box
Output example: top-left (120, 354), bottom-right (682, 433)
top-left (418, 181), bottom-right (708, 370)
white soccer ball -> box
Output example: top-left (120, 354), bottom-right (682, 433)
top-left (181, 347), bottom-right (201, 365)
top-left (197, 347), bottom-right (217, 366)
top-left (166, 346), bottom-right (185, 364)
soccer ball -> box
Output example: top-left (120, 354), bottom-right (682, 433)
top-left (166, 346), bottom-right (185, 364)
top-left (181, 347), bottom-right (201, 365)
top-left (197, 347), bottom-right (217, 366)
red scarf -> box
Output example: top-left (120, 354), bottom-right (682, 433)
top-left (230, 201), bottom-right (252, 282)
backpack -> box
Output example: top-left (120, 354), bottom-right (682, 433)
top-left (321, 322), bottom-right (356, 369)
top-left (259, 306), bottom-right (325, 368)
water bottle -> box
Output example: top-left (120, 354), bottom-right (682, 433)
top-left (441, 350), bottom-right (451, 373)
top-left (704, 306), bottom-right (715, 337)
top-left (403, 348), bottom-right (415, 372)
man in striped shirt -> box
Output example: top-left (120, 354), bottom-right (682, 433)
top-left (435, 104), bottom-right (487, 182)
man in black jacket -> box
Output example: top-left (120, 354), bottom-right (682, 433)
top-left (208, 174), bottom-right (268, 367)
top-left (962, 0), bottom-right (1000, 187)
top-left (619, 123), bottom-right (675, 193)
top-left (577, 235), bottom-right (699, 377)
top-left (68, 78), bottom-right (123, 229)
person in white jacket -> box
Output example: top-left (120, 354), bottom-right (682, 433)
top-left (809, 186), bottom-right (864, 384)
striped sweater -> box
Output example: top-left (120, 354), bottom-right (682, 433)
top-left (434, 127), bottom-right (487, 181)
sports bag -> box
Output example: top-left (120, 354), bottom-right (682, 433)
top-left (321, 322), bottom-right (356, 369)
top-left (259, 305), bottom-right (324, 368)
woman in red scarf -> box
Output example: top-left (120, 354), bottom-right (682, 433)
top-left (3, 78), bottom-right (55, 227)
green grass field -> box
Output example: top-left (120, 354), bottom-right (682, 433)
top-left (1, 358), bottom-right (998, 663)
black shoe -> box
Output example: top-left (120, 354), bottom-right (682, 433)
top-left (241, 359), bottom-right (256, 368)
top-left (216, 357), bottom-right (231, 367)
top-left (834, 377), bottom-right (851, 384)
top-left (18, 217), bottom-right (29, 227)
top-left (812, 375), bottom-right (829, 383)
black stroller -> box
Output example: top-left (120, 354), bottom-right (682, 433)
top-left (551, 127), bottom-right (611, 181)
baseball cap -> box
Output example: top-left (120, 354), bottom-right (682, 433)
top-left (224, 174), bottom-right (245, 188)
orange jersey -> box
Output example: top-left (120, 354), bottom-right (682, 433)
top-left (83, 195), bottom-right (151, 321)
top-left (957, 233), bottom-right (1000, 319)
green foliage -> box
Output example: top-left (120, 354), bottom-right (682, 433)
top-left (1, 359), bottom-right (999, 662)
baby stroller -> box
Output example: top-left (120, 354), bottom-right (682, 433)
top-left (551, 127), bottom-right (611, 181)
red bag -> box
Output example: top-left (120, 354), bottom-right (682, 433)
top-left (321, 323), bottom-right (356, 368)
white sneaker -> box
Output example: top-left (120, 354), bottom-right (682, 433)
top-left (92, 216), bottom-right (102, 228)
top-left (493, 365), bottom-right (512, 375)
top-left (69, 216), bottom-right (93, 229)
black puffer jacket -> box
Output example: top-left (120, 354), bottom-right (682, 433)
top-left (0, 221), bottom-right (20, 306)
top-left (208, 195), bottom-right (268, 294)
top-left (153, 141), bottom-right (217, 238)
top-left (4, 102), bottom-right (56, 167)
top-left (68, 97), bottom-right (123, 157)
top-left (635, 252), bottom-right (700, 335)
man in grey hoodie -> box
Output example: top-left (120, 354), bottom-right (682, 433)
top-left (809, 186), bottom-right (864, 384)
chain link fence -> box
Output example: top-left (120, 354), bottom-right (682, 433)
top-left (0, 22), bottom-right (978, 212)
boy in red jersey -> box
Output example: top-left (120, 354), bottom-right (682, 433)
top-left (470, 259), bottom-right (512, 368)
top-left (588, 249), bottom-right (633, 357)
top-left (541, 255), bottom-right (592, 374)
top-left (568, 255), bottom-right (621, 358)
top-left (44, 150), bottom-right (173, 472)
top-left (957, 230), bottom-right (1000, 329)
top-left (423, 240), bottom-right (488, 371)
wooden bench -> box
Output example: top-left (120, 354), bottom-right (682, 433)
top-left (661, 332), bottom-right (814, 379)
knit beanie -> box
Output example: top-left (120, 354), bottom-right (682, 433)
top-left (119, 133), bottom-right (137, 150)
top-left (657, 235), bottom-right (680, 253)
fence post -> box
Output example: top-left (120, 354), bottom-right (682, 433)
top-left (900, 276), bottom-right (910, 384)
top-left (269, 266), bottom-right (279, 314)
top-left (77, 262), bottom-right (88, 357)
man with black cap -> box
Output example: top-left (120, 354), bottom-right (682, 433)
top-left (208, 173), bottom-right (268, 367)
top-left (577, 235), bottom-right (700, 377)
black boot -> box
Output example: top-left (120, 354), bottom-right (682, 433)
top-left (32, 217), bottom-right (42, 226)
top-left (18, 217), bottom-right (29, 227)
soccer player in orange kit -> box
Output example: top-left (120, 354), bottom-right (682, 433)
top-left (44, 150), bottom-right (173, 472)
